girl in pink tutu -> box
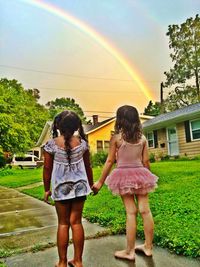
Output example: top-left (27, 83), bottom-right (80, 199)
top-left (92, 105), bottom-right (158, 261)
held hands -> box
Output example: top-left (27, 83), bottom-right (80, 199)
top-left (44, 190), bottom-right (52, 203)
top-left (91, 180), bottom-right (103, 195)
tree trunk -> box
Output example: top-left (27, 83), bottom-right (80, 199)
top-left (195, 69), bottom-right (200, 101)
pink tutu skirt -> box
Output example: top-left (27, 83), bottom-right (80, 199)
top-left (105, 167), bottom-right (158, 195)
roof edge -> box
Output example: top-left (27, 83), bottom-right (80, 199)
top-left (86, 118), bottom-right (116, 134)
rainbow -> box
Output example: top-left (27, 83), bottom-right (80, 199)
top-left (20, 0), bottom-right (154, 100)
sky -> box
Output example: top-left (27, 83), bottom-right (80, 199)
top-left (0, 0), bottom-right (200, 120)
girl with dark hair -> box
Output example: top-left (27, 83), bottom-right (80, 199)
top-left (43, 110), bottom-right (93, 267)
top-left (92, 105), bottom-right (158, 261)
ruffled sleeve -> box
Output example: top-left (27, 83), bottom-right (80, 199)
top-left (81, 139), bottom-right (89, 152)
top-left (43, 139), bottom-right (56, 155)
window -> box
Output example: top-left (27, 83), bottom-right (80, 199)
top-left (104, 141), bottom-right (110, 152)
top-left (15, 156), bottom-right (32, 161)
top-left (147, 132), bottom-right (154, 148)
top-left (97, 140), bottom-right (103, 152)
top-left (34, 151), bottom-right (39, 158)
top-left (15, 157), bottom-right (24, 161)
top-left (190, 119), bottom-right (200, 140)
top-left (24, 157), bottom-right (32, 161)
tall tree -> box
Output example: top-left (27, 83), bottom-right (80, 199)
top-left (143, 101), bottom-right (161, 116)
top-left (164, 14), bottom-right (200, 102)
top-left (0, 78), bottom-right (49, 153)
top-left (46, 97), bottom-right (87, 122)
top-left (164, 85), bottom-right (199, 112)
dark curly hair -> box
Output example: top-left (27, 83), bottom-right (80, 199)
top-left (115, 105), bottom-right (142, 143)
top-left (52, 110), bottom-right (86, 164)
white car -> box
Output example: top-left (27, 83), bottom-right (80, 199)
top-left (10, 154), bottom-right (43, 169)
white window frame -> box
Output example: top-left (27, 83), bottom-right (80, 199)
top-left (147, 131), bottom-right (155, 148)
top-left (190, 119), bottom-right (200, 141)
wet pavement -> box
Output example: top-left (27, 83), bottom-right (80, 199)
top-left (4, 236), bottom-right (200, 267)
top-left (0, 186), bottom-right (105, 251)
top-left (0, 186), bottom-right (200, 267)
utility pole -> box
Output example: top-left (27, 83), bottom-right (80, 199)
top-left (160, 82), bottom-right (164, 104)
top-left (160, 82), bottom-right (165, 113)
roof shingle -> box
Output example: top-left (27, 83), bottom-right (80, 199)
top-left (143, 102), bottom-right (200, 130)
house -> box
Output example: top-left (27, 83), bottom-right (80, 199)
top-left (31, 121), bottom-right (52, 159)
top-left (34, 114), bottom-right (152, 158)
top-left (142, 102), bottom-right (200, 159)
top-left (86, 115), bottom-right (152, 153)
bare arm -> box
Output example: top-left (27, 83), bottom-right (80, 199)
top-left (142, 139), bottom-right (150, 170)
top-left (83, 149), bottom-right (94, 188)
top-left (92, 135), bottom-right (117, 192)
top-left (43, 151), bottom-right (53, 201)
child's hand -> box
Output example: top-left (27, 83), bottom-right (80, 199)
top-left (91, 181), bottom-right (103, 195)
top-left (44, 190), bottom-right (51, 203)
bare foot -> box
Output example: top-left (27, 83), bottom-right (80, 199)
top-left (68, 260), bottom-right (83, 267)
top-left (114, 249), bottom-right (135, 261)
top-left (135, 244), bottom-right (153, 256)
top-left (55, 261), bottom-right (67, 267)
top-left (68, 260), bottom-right (75, 267)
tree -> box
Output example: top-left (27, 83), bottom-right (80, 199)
top-left (143, 101), bottom-right (161, 116)
top-left (0, 78), bottom-right (49, 153)
top-left (164, 85), bottom-right (199, 112)
top-left (164, 14), bottom-right (200, 102)
top-left (46, 97), bottom-right (87, 122)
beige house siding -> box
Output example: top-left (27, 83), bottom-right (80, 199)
top-left (145, 120), bottom-right (200, 159)
top-left (143, 103), bottom-right (200, 159)
top-left (146, 128), bottom-right (168, 159)
top-left (177, 122), bottom-right (200, 157)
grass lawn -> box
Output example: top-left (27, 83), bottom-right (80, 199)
top-left (0, 167), bottom-right (42, 188)
top-left (0, 161), bottom-right (199, 257)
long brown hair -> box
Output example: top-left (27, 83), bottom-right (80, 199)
top-left (52, 110), bottom-right (86, 164)
top-left (115, 105), bottom-right (142, 143)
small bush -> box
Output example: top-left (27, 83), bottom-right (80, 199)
top-left (160, 154), bottom-right (170, 161)
top-left (0, 152), bottom-right (6, 168)
top-left (91, 151), bottom-right (108, 167)
top-left (149, 153), bottom-right (156, 163)
top-left (191, 154), bottom-right (200, 160)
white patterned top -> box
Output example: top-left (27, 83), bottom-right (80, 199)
top-left (43, 139), bottom-right (92, 201)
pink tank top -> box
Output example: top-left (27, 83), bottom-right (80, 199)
top-left (116, 137), bottom-right (145, 168)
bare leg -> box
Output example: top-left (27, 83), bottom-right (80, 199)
top-left (68, 199), bottom-right (85, 267)
top-left (115, 194), bottom-right (137, 261)
top-left (55, 201), bottom-right (71, 267)
top-left (135, 194), bottom-right (154, 256)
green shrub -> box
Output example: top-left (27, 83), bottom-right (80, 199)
top-left (149, 153), bottom-right (155, 162)
top-left (191, 154), bottom-right (200, 160)
top-left (0, 166), bottom-right (14, 176)
top-left (160, 154), bottom-right (170, 161)
top-left (91, 151), bottom-right (108, 167)
top-left (0, 152), bottom-right (6, 168)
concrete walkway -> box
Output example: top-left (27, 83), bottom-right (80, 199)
top-left (0, 186), bottom-right (199, 267)
top-left (0, 186), bottom-right (105, 251)
top-left (4, 236), bottom-right (200, 267)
